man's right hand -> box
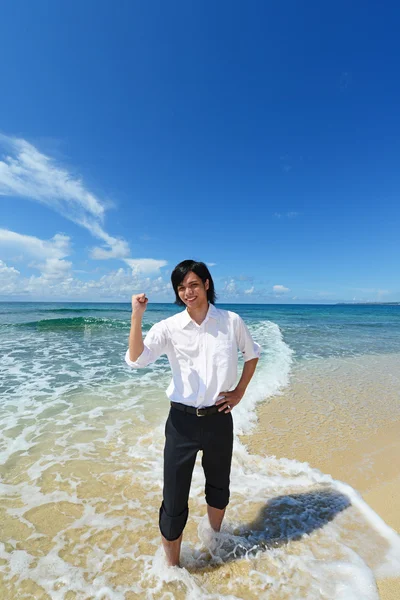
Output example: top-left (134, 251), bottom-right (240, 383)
top-left (131, 293), bottom-right (148, 316)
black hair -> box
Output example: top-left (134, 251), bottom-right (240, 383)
top-left (171, 259), bottom-right (217, 306)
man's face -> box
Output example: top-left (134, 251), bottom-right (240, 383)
top-left (177, 271), bottom-right (209, 309)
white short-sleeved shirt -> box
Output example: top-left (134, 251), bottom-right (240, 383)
top-left (125, 303), bottom-right (261, 408)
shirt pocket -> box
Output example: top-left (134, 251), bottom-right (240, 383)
top-left (214, 340), bottom-right (233, 367)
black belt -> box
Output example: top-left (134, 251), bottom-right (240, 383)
top-left (170, 401), bottom-right (220, 417)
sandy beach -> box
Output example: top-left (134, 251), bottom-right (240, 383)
top-left (1, 303), bottom-right (400, 598)
top-left (241, 353), bottom-right (400, 599)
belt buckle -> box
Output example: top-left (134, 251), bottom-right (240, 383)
top-left (196, 407), bottom-right (206, 417)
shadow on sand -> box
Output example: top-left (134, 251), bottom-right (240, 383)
top-left (192, 486), bottom-right (351, 568)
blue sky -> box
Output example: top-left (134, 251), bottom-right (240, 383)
top-left (1, 1), bottom-right (399, 303)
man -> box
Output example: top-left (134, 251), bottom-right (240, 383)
top-left (125, 259), bottom-right (261, 567)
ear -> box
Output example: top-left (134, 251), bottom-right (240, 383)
top-left (205, 279), bottom-right (209, 290)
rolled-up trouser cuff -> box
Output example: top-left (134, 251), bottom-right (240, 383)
top-left (159, 501), bottom-right (189, 541)
top-left (205, 484), bottom-right (230, 510)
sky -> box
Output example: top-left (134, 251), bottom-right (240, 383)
top-left (1, 1), bottom-right (400, 304)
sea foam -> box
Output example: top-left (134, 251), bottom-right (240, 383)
top-left (1, 310), bottom-right (399, 599)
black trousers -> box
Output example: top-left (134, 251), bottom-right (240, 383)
top-left (159, 404), bottom-right (234, 541)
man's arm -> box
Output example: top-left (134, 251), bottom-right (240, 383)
top-left (216, 314), bottom-right (261, 413)
top-left (125, 293), bottom-right (168, 369)
top-left (236, 357), bottom-right (259, 397)
top-left (216, 357), bottom-right (258, 413)
top-left (128, 293), bottom-right (147, 362)
top-left (129, 314), bottom-right (145, 362)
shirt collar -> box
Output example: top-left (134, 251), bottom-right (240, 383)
top-left (179, 302), bottom-right (219, 328)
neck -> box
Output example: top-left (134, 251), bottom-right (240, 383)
top-left (187, 301), bottom-right (209, 325)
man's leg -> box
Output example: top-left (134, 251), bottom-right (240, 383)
top-left (207, 505), bottom-right (226, 532)
top-left (201, 411), bottom-right (234, 531)
top-left (161, 532), bottom-right (183, 567)
top-left (159, 409), bottom-right (200, 566)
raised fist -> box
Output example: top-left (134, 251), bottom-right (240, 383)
top-left (131, 293), bottom-right (148, 316)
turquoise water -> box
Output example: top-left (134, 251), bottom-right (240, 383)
top-left (1, 302), bottom-right (399, 391)
top-left (2, 300), bottom-right (399, 428)
top-left (1, 300), bottom-right (399, 430)
top-left (1, 302), bottom-right (400, 598)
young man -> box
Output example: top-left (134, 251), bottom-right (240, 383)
top-left (125, 259), bottom-right (261, 567)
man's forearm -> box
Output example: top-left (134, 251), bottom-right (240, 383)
top-left (236, 358), bottom-right (258, 394)
top-left (129, 315), bottom-right (145, 362)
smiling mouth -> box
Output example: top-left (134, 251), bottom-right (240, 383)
top-left (186, 297), bottom-right (197, 303)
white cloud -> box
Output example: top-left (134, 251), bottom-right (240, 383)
top-left (0, 135), bottom-right (104, 221)
top-left (0, 135), bottom-right (165, 267)
top-left (207, 262), bottom-right (217, 267)
top-left (222, 278), bottom-right (238, 296)
top-left (0, 259), bottom-right (22, 295)
top-left (0, 259), bottom-right (20, 277)
top-left (0, 228), bottom-right (72, 279)
top-left (90, 238), bottom-right (131, 260)
top-left (233, 274), bottom-right (254, 282)
top-left (0, 135), bottom-right (122, 258)
top-left (0, 228), bottom-right (70, 259)
top-left (0, 261), bottom-right (173, 301)
top-left (124, 258), bottom-right (168, 274)
top-left (273, 284), bottom-right (290, 294)
top-left (38, 257), bottom-right (72, 280)
top-left (219, 277), bottom-right (258, 299)
top-left (79, 268), bottom-right (171, 297)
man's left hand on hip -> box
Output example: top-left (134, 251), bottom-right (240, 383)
top-left (215, 389), bottom-right (244, 413)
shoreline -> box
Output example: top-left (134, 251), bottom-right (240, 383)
top-left (241, 352), bottom-right (400, 599)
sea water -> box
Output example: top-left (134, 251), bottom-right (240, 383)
top-left (0, 302), bottom-right (399, 599)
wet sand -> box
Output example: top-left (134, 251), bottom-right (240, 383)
top-left (1, 352), bottom-right (399, 598)
top-left (241, 353), bottom-right (400, 599)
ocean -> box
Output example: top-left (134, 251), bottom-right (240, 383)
top-left (0, 302), bottom-right (400, 599)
